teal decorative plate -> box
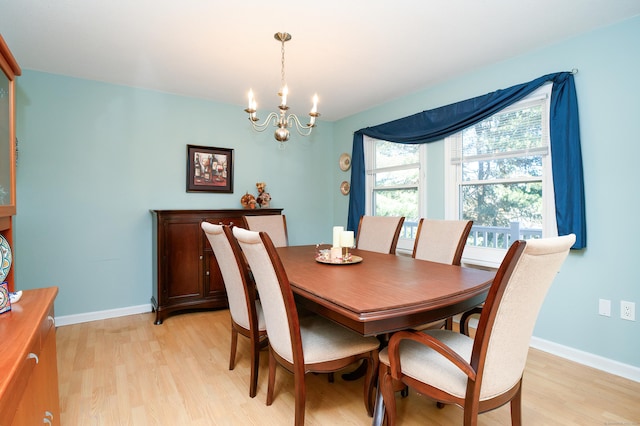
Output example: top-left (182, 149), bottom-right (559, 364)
top-left (0, 234), bottom-right (12, 282)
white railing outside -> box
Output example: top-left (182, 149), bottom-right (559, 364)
top-left (400, 220), bottom-right (541, 250)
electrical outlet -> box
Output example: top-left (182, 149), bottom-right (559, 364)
top-left (598, 299), bottom-right (611, 317)
top-left (620, 301), bottom-right (635, 321)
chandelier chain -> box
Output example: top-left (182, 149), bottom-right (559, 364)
top-left (281, 38), bottom-right (286, 90)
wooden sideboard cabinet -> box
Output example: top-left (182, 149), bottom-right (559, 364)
top-left (151, 208), bottom-right (283, 324)
top-left (0, 287), bottom-right (60, 425)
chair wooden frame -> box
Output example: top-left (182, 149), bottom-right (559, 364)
top-left (379, 234), bottom-right (575, 426)
top-left (234, 228), bottom-right (379, 426)
top-left (355, 216), bottom-right (405, 254)
top-left (201, 222), bottom-right (267, 398)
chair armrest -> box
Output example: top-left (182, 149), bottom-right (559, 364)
top-left (387, 330), bottom-right (476, 381)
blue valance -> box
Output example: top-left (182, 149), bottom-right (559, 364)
top-left (347, 72), bottom-right (586, 249)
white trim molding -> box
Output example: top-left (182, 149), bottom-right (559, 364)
top-left (54, 303), bottom-right (153, 327)
top-left (530, 336), bottom-right (640, 383)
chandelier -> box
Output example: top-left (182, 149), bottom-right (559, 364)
top-left (244, 32), bottom-right (320, 143)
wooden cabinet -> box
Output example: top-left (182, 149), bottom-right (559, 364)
top-left (0, 287), bottom-right (60, 425)
top-left (0, 35), bottom-right (21, 292)
top-left (151, 209), bottom-right (283, 324)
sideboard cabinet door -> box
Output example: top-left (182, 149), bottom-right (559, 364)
top-left (151, 209), bottom-right (283, 324)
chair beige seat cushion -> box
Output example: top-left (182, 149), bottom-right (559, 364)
top-left (379, 329), bottom-right (474, 399)
top-left (299, 315), bottom-right (380, 365)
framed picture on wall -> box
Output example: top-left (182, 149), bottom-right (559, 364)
top-left (186, 145), bottom-right (234, 193)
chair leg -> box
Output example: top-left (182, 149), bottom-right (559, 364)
top-left (379, 365), bottom-right (397, 426)
top-left (363, 354), bottom-right (379, 416)
top-left (510, 382), bottom-right (523, 426)
top-left (249, 336), bottom-right (260, 398)
top-left (445, 316), bottom-right (454, 330)
top-left (229, 327), bottom-right (238, 370)
top-left (294, 369), bottom-right (307, 426)
top-left (266, 350), bottom-right (276, 406)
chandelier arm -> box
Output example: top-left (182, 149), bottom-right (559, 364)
top-left (248, 112), bottom-right (280, 132)
top-left (287, 114), bottom-right (315, 136)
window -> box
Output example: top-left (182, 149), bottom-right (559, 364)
top-left (364, 137), bottom-right (425, 252)
top-left (445, 84), bottom-right (556, 267)
top-left (363, 85), bottom-right (555, 263)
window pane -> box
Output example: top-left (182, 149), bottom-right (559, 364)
top-left (461, 182), bottom-right (543, 249)
top-left (375, 140), bottom-right (419, 168)
top-left (461, 155), bottom-right (543, 181)
top-left (374, 168), bottom-right (419, 186)
top-left (373, 188), bottom-right (418, 220)
top-left (461, 105), bottom-right (544, 156)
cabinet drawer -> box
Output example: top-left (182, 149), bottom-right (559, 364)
top-left (0, 334), bottom-right (39, 422)
top-left (38, 305), bottom-right (56, 346)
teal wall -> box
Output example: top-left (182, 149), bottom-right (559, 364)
top-left (14, 72), bottom-right (334, 317)
top-left (332, 16), bottom-right (640, 367)
top-left (13, 16), bottom-right (640, 369)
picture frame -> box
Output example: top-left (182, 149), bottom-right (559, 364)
top-left (186, 145), bottom-right (234, 193)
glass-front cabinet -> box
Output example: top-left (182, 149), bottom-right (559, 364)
top-left (0, 35), bottom-right (22, 292)
top-left (0, 36), bottom-right (20, 217)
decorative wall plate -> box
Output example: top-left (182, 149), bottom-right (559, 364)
top-left (0, 234), bottom-right (12, 282)
top-left (340, 181), bottom-right (350, 195)
top-left (339, 153), bottom-right (351, 171)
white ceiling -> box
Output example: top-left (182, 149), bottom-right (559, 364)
top-left (1, 1), bottom-right (639, 121)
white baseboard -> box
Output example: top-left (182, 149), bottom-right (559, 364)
top-left (54, 304), bottom-right (153, 327)
top-left (530, 336), bottom-right (640, 383)
top-left (56, 305), bottom-right (639, 383)
top-left (456, 316), bottom-right (639, 383)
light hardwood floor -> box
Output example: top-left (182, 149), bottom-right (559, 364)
top-left (57, 309), bottom-right (640, 425)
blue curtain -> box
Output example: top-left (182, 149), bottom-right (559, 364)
top-left (347, 72), bottom-right (586, 249)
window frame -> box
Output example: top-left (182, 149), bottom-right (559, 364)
top-left (444, 84), bottom-right (557, 268)
top-left (364, 136), bottom-right (427, 252)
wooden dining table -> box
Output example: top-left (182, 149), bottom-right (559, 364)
top-left (276, 245), bottom-right (496, 425)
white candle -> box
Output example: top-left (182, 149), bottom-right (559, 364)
top-left (332, 226), bottom-right (343, 248)
top-left (341, 231), bottom-right (354, 248)
top-left (330, 246), bottom-right (342, 262)
top-left (248, 89), bottom-right (254, 109)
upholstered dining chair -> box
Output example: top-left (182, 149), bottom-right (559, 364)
top-left (356, 215), bottom-right (405, 254)
top-left (233, 227), bottom-right (380, 426)
top-left (412, 218), bottom-right (474, 331)
top-left (412, 218), bottom-right (473, 265)
top-left (378, 234), bottom-right (575, 426)
top-left (201, 222), bottom-right (267, 398)
top-left (244, 214), bottom-right (289, 247)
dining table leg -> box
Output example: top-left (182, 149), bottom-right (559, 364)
top-left (372, 384), bottom-right (385, 426)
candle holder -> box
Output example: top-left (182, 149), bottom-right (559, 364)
top-left (343, 246), bottom-right (352, 263)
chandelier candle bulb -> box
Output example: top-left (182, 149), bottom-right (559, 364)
top-left (332, 226), bottom-right (344, 248)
